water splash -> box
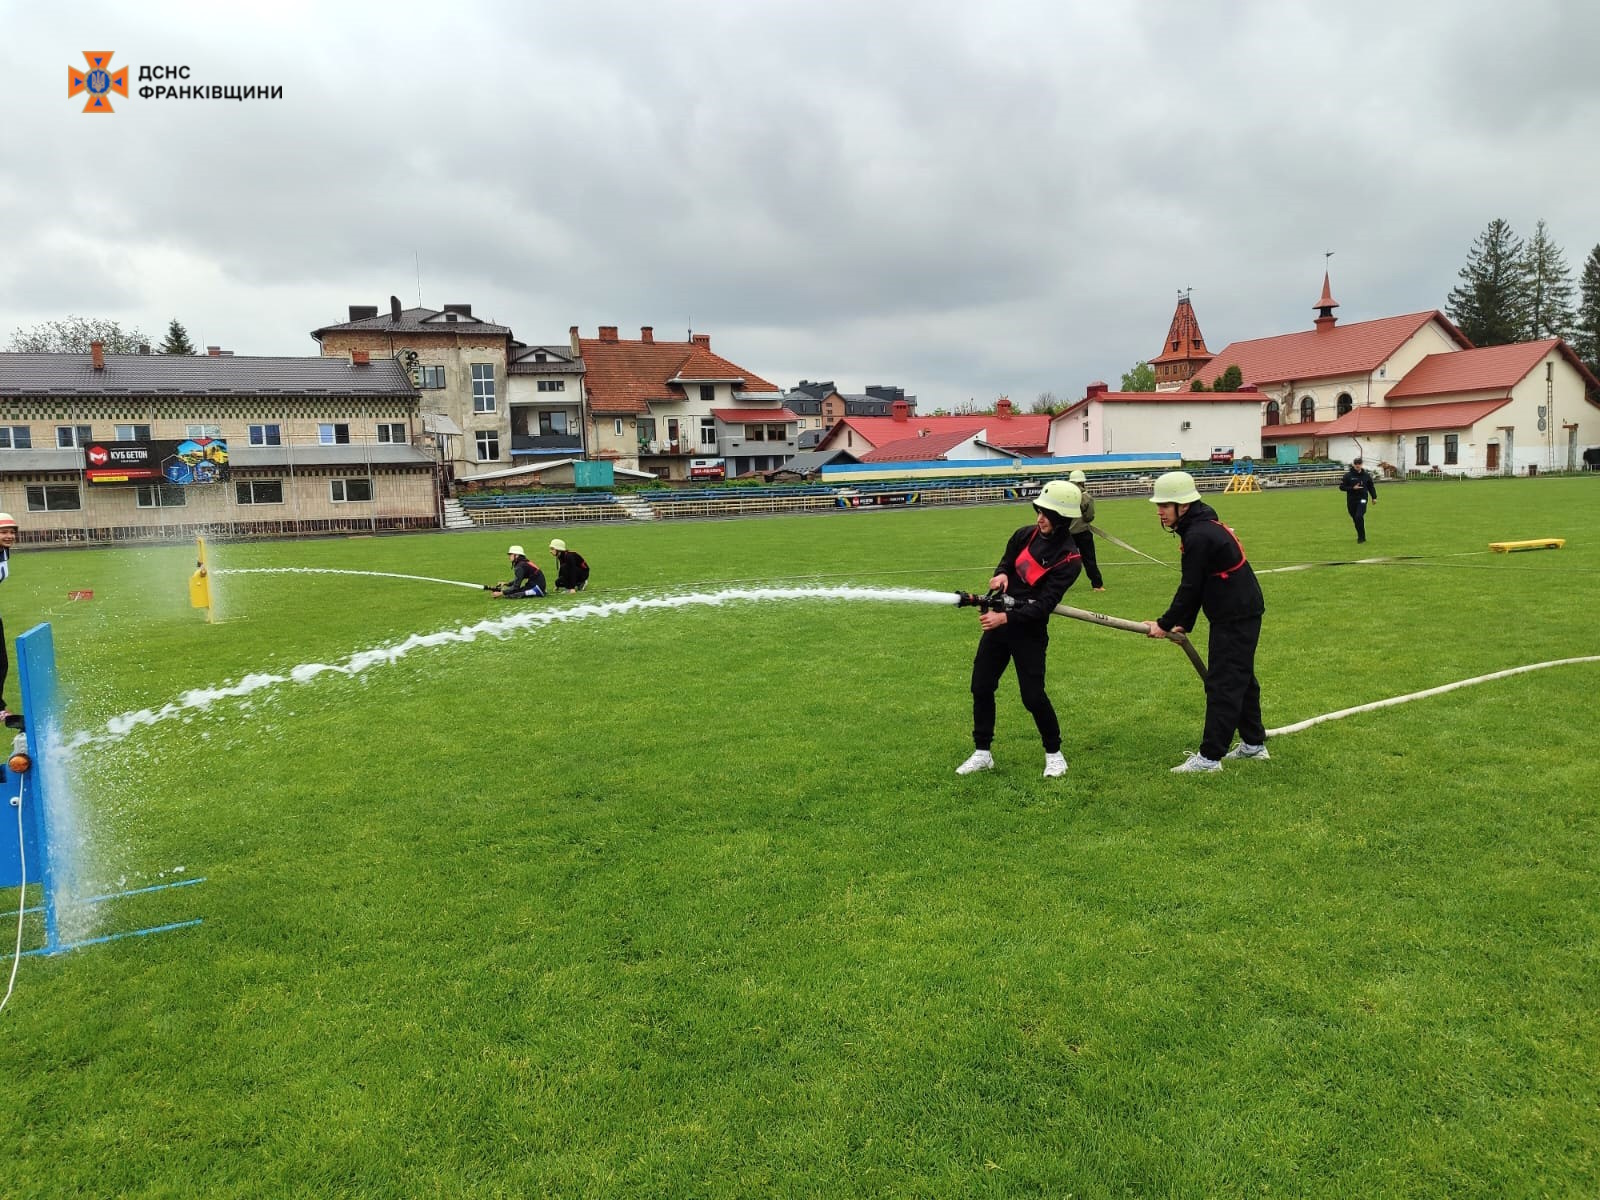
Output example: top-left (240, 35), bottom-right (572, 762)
top-left (68, 586), bottom-right (959, 748)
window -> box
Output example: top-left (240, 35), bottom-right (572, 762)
top-left (637, 419), bottom-right (656, 444)
top-left (330, 478), bottom-right (374, 503)
top-left (536, 379), bottom-right (565, 392)
top-left (236, 479), bottom-right (284, 505)
top-left (1083, 422), bottom-right (1090, 443)
top-left (248, 423), bottom-right (282, 446)
top-left (0, 426), bottom-right (31, 449)
top-left (613, 419), bottom-right (624, 436)
top-left (26, 484), bottom-right (80, 512)
top-left (1265, 400), bottom-right (1280, 426)
top-left (699, 384), bottom-right (715, 403)
top-left (1299, 396), bottom-right (1315, 422)
top-left (1444, 434), bottom-right (1459, 465)
top-left (56, 424), bottom-right (93, 448)
top-left (319, 423), bottom-right (351, 445)
top-left (766, 424), bottom-right (787, 442)
top-left (415, 365), bottom-right (445, 389)
top-left (745, 424), bottom-right (766, 441)
top-left (376, 423), bottom-right (407, 444)
top-left (1336, 393), bottom-right (1353, 416)
top-left (115, 424), bottom-right (152, 441)
top-left (700, 418), bottom-right (717, 447)
top-left (537, 411), bottom-right (567, 435)
top-left (136, 484), bottom-right (188, 508)
top-left (475, 429), bottom-right (500, 461)
top-left (471, 363), bottom-right (495, 413)
top-left (1415, 435), bottom-right (1430, 466)
top-left (186, 424), bottom-right (222, 439)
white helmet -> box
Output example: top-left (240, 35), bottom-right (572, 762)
top-left (507, 544), bottom-right (525, 556)
top-left (1150, 471), bottom-right (1201, 504)
top-left (1068, 469), bottom-right (1087, 484)
top-left (549, 538), bottom-right (567, 552)
top-left (1033, 480), bottom-right (1082, 519)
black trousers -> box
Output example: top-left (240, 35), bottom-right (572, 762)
top-left (1073, 530), bottom-right (1103, 587)
top-left (1200, 616), bottom-right (1265, 761)
top-left (970, 623), bottom-right (1060, 753)
top-left (1347, 497), bottom-right (1368, 540)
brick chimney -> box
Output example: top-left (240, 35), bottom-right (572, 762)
top-left (995, 396), bottom-right (1013, 418)
top-left (891, 398), bottom-right (909, 422)
top-left (691, 333), bottom-right (711, 348)
top-left (349, 305), bottom-right (379, 322)
top-left (137, 343), bottom-right (150, 355)
top-left (599, 326), bottom-right (619, 342)
top-left (640, 326), bottom-right (653, 343)
top-left (1086, 381), bottom-right (1109, 400)
top-left (351, 349), bottom-right (371, 366)
top-left (207, 346), bottom-right (222, 356)
top-left (569, 325), bottom-right (581, 354)
top-left (90, 340), bottom-right (105, 370)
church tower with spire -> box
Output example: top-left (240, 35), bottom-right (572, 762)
top-left (1313, 270), bottom-right (1340, 331)
top-left (1150, 291), bottom-right (1214, 390)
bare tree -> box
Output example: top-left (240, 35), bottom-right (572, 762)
top-left (8, 315), bottom-right (154, 354)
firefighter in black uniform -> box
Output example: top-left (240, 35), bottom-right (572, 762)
top-left (490, 545), bottom-right (546, 598)
top-left (549, 538), bottom-right (590, 593)
top-left (1143, 471), bottom-right (1267, 773)
top-left (1339, 456), bottom-right (1378, 543)
top-left (956, 479), bottom-right (1084, 780)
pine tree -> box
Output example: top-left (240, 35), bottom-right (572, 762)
top-left (1216, 364), bottom-right (1243, 391)
top-left (1446, 219), bottom-right (1529, 347)
top-left (1520, 219), bottom-right (1576, 342)
top-left (1571, 244), bottom-right (1600, 376)
top-left (159, 318), bottom-right (197, 355)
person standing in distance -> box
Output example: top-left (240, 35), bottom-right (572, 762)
top-left (0, 513), bottom-right (23, 730)
top-left (1339, 456), bottom-right (1378, 543)
top-left (1142, 472), bottom-right (1266, 773)
top-left (549, 538), bottom-right (590, 593)
top-left (956, 479), bottom-right (1084, 780)
top-left (1066, 468), bottom-right (1105, 592)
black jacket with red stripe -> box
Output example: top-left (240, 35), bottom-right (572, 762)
top-left (1157, 500), bottom-right (1265, 632)
top-left (994, 523), bottom-right (1082, 629)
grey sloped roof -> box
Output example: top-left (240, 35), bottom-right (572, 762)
top-left (312, 307), bottom-right (512, 337)
top-left (0, 353), bottom-right (418, 397)
top-left (508, 345), bottom-right (586, 375)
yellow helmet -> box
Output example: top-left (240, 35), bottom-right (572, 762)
top-left (549, 538), bottom-right (567, 552)
top-left (1150, 471), bottom-right (1201, 504)
top-left (1068, 469), bottom-right (1087, 484)
top-left (1033, 480), bottom-right (1082, 519)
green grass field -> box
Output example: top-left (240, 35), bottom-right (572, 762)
top-left (2, 477), bottom-right (1597, 1197)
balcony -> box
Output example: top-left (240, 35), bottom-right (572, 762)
top-left (638, 440), bottom-right (700, 457)
top-left (511, 433), bottom-right (583, 455)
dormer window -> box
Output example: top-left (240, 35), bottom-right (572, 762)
top-left (445, 313), bottom-right (457, 323)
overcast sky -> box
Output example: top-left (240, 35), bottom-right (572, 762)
top-left (4, 0), bottom-right (1598, 406)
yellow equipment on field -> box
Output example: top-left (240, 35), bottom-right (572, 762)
top-left (1488, 538), bottom-right (1565, 553)
top-left (1222, 474), bottom-right (1261, 494)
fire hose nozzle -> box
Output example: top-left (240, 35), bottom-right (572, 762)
top-left (954, 589), bottom-right (1016, 613)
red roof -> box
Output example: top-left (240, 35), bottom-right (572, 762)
top-left (860, 428), bottom-right (983, 461)
top-left (1261, 398), bottom-right (1512, 440)
top-left (1150, 296), bottom-right (1212, 365)
top-left (1057, 391), bottom-right (1266, 420)
top-left (710, 407), bottom-right (799, 422)
top-left (1385, 340), bottom-right (1556, 399)
top-left (578, 333), bottom-right (778, 415)
top-left (1194, 311), bottom-right (1472, 387)
top-left (818, 413), bottom-right (1050, 454)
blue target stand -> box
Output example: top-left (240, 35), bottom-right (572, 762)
top-left (1, 623), bottom-right (204, 957)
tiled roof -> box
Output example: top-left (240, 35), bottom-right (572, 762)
top-left (859, 428), bottom-right (982, 461)
top-left (1384, 340), bottom-right (1555, 398)
top-left (709, 407), bottom-right (799, 422)
top-left (1261, 399), bottom-right (1512, 440)
top-left (1150, 296), bottom-right (1211, 365)
top-left (1193, 311), bottom-right (1471, 387)
top-left (1056, 391), bottom-right (1266, 420)
top-left (0, 352), bottom-right (418, 396)
top-left (508, 345), bottom-right (586, 376)
top-left (821, 414), bottom-right (1050, 453)
top-left (312, 307), bottom-right (512, 337)
top-left (578, 334), bottom-right (778, 415)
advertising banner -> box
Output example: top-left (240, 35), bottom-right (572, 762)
top-left (84, 437), bottom-right (229, 486)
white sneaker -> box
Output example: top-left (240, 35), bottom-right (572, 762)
top-left (1043, 752), bottom-right (1068, 778)
top-left (956, 749), bottom-right (994, 775)
top-left (1171, 752), bottom-right (1222, 774)
top-left (1223, 742), bottom-right (1270, 760)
